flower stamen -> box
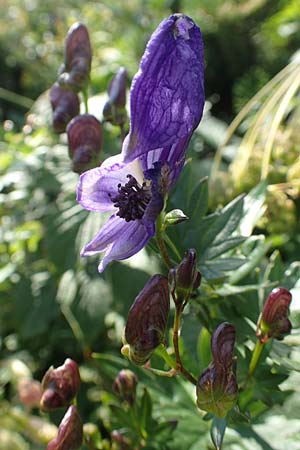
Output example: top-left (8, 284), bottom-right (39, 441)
top-left (111, 175), bottom-right (152, 222)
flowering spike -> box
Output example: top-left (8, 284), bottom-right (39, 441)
top-left (67, 114), bottom-right (102, 174)
top-left (58, 22), bottom-right (92, 92)
top-left (256, 287), bottom-right (292, 344)
top-left (40, 359), bottom-right (81, 411)
top-left (169, 249), bottom-right (201, 304)
top-left (196, 323), bottom-right (238, 418)
top-left (112, 369), bottom-right (138, 405)
top-left (122, 14), bottom-right (204, 162)
top-left (49, 83), bottom-right (80, 133)
top-left (47, 405), bottom-right (83, 450)
top-left (122, 275), bottom-right (170, 365)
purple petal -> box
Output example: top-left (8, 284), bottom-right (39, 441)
top-left (140, 135), bottom-right (190, 190)
top-left (80, 214), bottom-right (127, 255)
top-left (99, 219), bottom-right (155, 272)
top-left (122, 14), bottom-right (204, 163)
top-left (76, 154), bottom-right (143, 212)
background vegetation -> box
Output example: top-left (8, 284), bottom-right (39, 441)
top-left (1, 0), bottom-right (300, 449)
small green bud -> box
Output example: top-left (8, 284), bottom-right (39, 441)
top-left (164, 209), bottom-right (189, 226)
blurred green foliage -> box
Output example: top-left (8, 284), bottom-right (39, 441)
top-left (1, 0), bottom-right (300, 449)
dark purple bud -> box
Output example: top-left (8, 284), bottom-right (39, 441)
top-left (196, 323), bottom-right (238, 418)
top-left (40, 358), bottom-right (81, 411)
top-left (122, 14), bottom-right (205, 162)
top-left (58, 22), bottom-right (92, 92)
top-left (49, 83), bottom-right (80, 133)
top-left (112, 369), bottom-right (138, 406)
top-left (121, 275), bottom-right (170, 365)
top-left (103, 67), bottom-right (128, 127)
top-left (47, 405), bottom-right (83, 450)
top-left (108, 67), bottom-right (127, 108)
top-left (67, 114), bottom-right (102, 174)
top-left (169, 249), bottom-right (201, 304)
top-left (256, 287), bottom-right (292, 344)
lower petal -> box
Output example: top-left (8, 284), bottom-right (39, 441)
top-left (99, 220), bottom-right (155, 272)
top-left (81, 214), bottom-right (126, 256)
top-left (77, 154), bottom-right (144, 212)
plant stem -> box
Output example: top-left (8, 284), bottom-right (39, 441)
top-left (155, 344), bottom-right (177, 370)
top-left (172, 306), bottom-right (198, 386)
top-left (82, 87), bottom-right (89, 113)
top-left (163, 232), bottom-right (182, 261)
top-left (155, 212), bottom-right (172, 269)
top-left (248, 340), bottom-right (264, 378)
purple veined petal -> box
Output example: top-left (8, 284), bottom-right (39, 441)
top-left (99, 219), bottom-right (155, 272)
top-left (81, 214), bottom-right (129, 256)
top-left (122, 14), bottom-right (204, 163)
top-left (77, 154), bottom-right (144, 212)
top-left (140, 135), bottom-right (190, 190)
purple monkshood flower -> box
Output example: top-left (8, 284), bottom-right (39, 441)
top-left (77, 14), bottom-right (204, 272)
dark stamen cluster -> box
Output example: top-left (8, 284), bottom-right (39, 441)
top-left (111, 175), bottom-right (151, 222)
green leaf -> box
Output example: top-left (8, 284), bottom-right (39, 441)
top-left (210, 416), bottom-right (227, 450)
top-left (140, 387), bottom-right (153, 434)
top-left (239, 181), bottom-right (267, 236)
top-left (197, 327), bottom-right (212, 371)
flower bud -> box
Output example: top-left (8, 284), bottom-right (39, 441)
top-left (169, 249), bottom-right (201, 304)
top-left (121, 275), bottom-right (170, 365)
top-left (256, 287), bottom-right (292, 344)
top-left (40, 359), bottom-right (80, 411)
top-left (67, 114), bottom-right (102, 174)
top-left (196, 323), bottom-right (238, 418)
top-left (47, 405), bottom-right (83, 450)
top-left (58, 22), bottom-right (92, 92)
top-left (17, 378), bottom-right (42, 409)
top-left (49, 83), bottom-right (80, 133)
top-left (112, 369), bottom-right (138, 405)
top-left (103, 67), bottom-right (128, 127)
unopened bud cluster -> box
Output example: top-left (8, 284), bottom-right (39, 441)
top-left (49, 22), bottom-right (103, 173)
